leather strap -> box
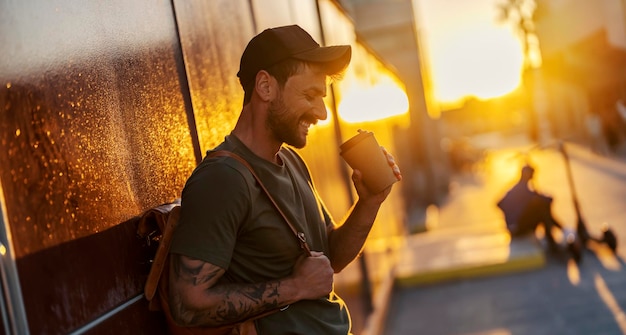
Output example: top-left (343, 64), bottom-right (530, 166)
top-left (143, 204), bottom-right (181, 308)
top-left (208, 150), bottom-right (312, 256)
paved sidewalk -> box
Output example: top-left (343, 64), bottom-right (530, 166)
top-left (386, 252), bottom-right (626, 335)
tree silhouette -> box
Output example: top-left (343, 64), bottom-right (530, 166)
top-left (496, 0), bottom-right (540, 70)
top-left (496, 0), bottom-right (541, 141)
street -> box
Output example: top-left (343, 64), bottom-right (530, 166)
top-left (384, 134), bottom-right (626, 335)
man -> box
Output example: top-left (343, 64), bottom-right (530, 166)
top-left (166, 25), bottom-right (402, 335)
top-left (497, 164), bottom-right (563, 249)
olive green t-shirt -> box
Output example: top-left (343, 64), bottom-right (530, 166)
top-left (170, 134), bottom-right (351, 335)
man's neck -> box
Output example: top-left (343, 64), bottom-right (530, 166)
top-left (232, 114), bottom-right (282, 164)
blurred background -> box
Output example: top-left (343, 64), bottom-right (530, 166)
top-left (1, 0), bottom-right (626, 334)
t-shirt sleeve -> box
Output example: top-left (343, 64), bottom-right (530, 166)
top-left (169, 159), bottom-right (250, 269)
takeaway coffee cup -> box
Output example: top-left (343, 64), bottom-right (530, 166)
top-left (340, 130), bottom-right (398, 193)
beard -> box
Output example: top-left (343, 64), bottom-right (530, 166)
top-left (266, 94), bottom-right (312, 149)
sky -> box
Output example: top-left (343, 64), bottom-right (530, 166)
top-left (415, 0), bottom-right (525, 105)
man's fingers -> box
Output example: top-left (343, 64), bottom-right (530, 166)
top-left (381, 146), bottom-right (402, 180)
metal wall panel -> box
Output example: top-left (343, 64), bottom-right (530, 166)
top-left (0, 0), bottom-right (196, 333)
top-left (173, 0), bottom-right (255, 154)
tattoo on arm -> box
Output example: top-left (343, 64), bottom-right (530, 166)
top-left (172, 254), bottom-right (220, 286)
top-left (169, 254), bottom-right (284, 327)
top-left (209, 282), bottom-right (281, 325)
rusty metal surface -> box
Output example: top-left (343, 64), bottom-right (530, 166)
top-left (0, 0), bottom-right (196, 332)
top-left (0, 0), bottom-right (195, 258)
top-left (17, 218), bottom-right (156, 334)
top-left (173, 0), bottom-right (255, 153)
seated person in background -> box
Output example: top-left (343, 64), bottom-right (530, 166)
top-left (497, 165), bottom-right (564, 250)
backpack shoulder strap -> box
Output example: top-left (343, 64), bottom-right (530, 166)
top-left (208, 150), bottom-right (312, 256)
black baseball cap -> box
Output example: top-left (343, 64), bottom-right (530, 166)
top-left (237, 25), bottom-right (352, 82)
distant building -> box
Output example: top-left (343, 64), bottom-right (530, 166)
top-left (533, 0), bottom-right (626, 148)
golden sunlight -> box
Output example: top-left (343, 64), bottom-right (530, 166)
top-left (337, 76), bottom-right (409, 123)
top-left (416, 0), bottom-right (525, 104)
top-left (595, 274), bottom-right (626, 333)
top-left (566, 259), bottom-right (580, 286)
top-left (432, 27), bottom-right (523, 102)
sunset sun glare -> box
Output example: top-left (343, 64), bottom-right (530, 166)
top-left (433, 26), bottom-right (523, 102)
top-left (416, 0), bottom-right (526, 105)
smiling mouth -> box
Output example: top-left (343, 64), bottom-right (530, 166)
top-left (299, 115), bottom-right (319, 131)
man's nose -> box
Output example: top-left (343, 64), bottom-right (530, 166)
top-left (313, 98), bottom-right (328, 121)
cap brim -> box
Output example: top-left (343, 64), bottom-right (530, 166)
top-left (293, 45), bottom-right (352, 73)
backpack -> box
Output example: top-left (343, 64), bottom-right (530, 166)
top-left (137, 199), bottom-right (256, 335)
top-left (136, 199), bottom-right (181, 312)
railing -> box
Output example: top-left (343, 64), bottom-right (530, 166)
top-left (0, 184), bottom-right (29, 335)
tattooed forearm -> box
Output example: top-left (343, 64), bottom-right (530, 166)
top-left (186, 281), bottom-right (282, 326)
top-left (215, 282), bottom-right (281, 320)
top-left (168, 254), bottom-right (288, 327)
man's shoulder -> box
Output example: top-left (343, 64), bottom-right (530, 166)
top-left (187, 154), bottom-right (254, 188)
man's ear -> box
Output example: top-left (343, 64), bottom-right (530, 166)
top-left (255, 70), bottom-right (275, 102)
